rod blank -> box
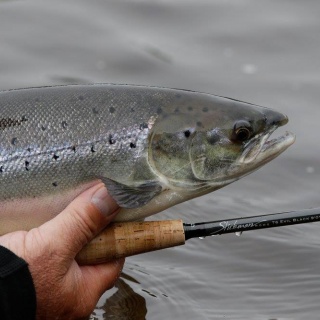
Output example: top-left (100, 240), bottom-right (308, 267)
top-left (184, 207), bottom-right (320, 239)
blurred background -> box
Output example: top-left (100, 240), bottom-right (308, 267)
top-left (0, 0), bottom-right (319, 319)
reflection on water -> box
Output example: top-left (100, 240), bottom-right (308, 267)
top-left (93, 274), bottom-right (147, 320)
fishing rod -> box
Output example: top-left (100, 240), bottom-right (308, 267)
top-left (76, 207), bottom-right (320, 265)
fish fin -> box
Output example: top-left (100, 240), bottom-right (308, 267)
top-left (100, 177), bottom-right (162, 208)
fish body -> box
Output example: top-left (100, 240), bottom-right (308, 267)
top-left (0, 84), bottom-right (295, 234)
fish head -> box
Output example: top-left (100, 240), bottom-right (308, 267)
top-left (149, 93), bottom-right (295, 191)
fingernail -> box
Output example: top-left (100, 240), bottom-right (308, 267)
top-left (91, 186), bottom-right (118, 217)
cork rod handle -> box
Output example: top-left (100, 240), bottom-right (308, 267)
top-left (76, 220), bottom-right (185, 265)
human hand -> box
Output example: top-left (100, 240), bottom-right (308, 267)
top-left (0, 183), bottom-right (124, 319)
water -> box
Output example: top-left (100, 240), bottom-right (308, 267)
top-left (0, 0), bottom-right (319, 319)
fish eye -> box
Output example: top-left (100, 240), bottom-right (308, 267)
top-left (232, 120), bottom-right (252, 142)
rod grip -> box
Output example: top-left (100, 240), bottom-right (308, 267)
top-left (76, 220), bottom-right (185, 265)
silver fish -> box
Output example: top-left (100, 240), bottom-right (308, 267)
top-left (0, 84), bottom-right (295, 234)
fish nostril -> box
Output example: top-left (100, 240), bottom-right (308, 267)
top-left (264, 109), bottom-right (288, 127)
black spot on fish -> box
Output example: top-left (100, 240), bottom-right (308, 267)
top-left (53, 154), bottom-right (59, 160)
top-left (25, 161), bottom-right (30, 171)
top-left (61, 121), bottom-right (68, 129)
top-left (27, 147), bottom-right (31, 152)
top-left (21, 115), bottom-right (28, 122)
top-left (109, 107), bottom-right (115, 114)
top-left (130, 107), bottom-right (135, 112)
top-left (78, 95), bottom-right (84, 101)
top-left (130, 142), bottom-right (136, 148)
top-left (92, 107), bottom-right (99, 114)
top-left (188, 106), bottom-right (193, 111)
top-left (109, 134), bottom-right (116, 144)
top-left (184, 130), bottom-right (191, 138)
top-left (202, 107), bottom-right (208, 112)
top-left (71, 145), bottom-right (76, 152)
top-left (11, 137), bottom-right (17, 145)
top-left (157, 107), bottom-right (163, 114)
top-left (52, 182), bottom-right (58, 187)
top-left (41, 125), bottom-right (46, 131)
top-left (91, 145), bottom-right (96, 153)
top-left (139, 123), bottom-right (148, 130)
top-left (0, 166), bottom-right (3, 173)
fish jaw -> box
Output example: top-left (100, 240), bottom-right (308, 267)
top-left (247, 130), bottom-right (295, 166)
top-left (235, 105), bottom-right (295, 174)
top-left (209, 118), bottom-right (295, 186)
top-left (213, 129), bottom-right (296, 186)
top-left (240, 129), bottom-right (295, 165)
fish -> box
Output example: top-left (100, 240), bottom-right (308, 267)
top-left (0, 84), bottom-right (295, 235)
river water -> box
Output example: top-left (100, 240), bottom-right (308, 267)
top-left (0, 0), bottom-right (319, 319)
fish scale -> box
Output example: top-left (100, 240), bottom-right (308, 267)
top-left (0, 85), bottom-right (158, 198)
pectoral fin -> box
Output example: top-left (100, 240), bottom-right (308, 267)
top-left (100, 177), bottom-right (162, 208)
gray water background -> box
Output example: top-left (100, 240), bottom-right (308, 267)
top-left (0, 0), bottom-right (319, 319)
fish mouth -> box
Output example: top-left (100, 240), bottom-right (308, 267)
top-left (240, 127), bottom-right (295, 165)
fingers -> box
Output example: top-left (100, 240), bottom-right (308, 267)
top-left (39, 183), bottom-right (119, 257)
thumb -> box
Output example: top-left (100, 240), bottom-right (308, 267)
top-left (39, 183), bottom-right (119, 258)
